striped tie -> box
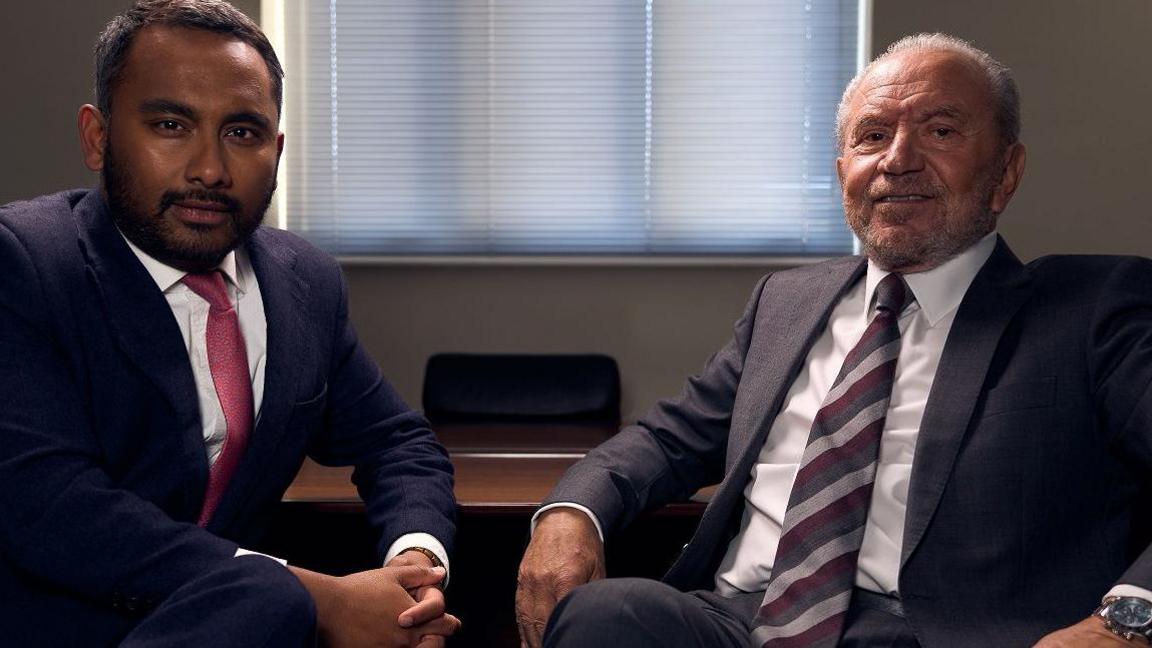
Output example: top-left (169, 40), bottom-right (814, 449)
top-left (752, 272), bottom-right (911, 648)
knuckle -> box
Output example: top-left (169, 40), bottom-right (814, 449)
top-left (517, 570), bottom-right (541, 591)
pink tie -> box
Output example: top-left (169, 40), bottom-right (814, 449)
top-left (181, 271), bottom-right (253, 526)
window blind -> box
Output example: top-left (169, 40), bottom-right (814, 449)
top-left (279, 0), bottom-right (859, 257)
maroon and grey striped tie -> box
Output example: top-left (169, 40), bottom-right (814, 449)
top-left (752, 272), bottom-right (912, 648)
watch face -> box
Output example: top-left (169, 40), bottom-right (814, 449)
top-left (1111, 598), bottom-right (1152, 629)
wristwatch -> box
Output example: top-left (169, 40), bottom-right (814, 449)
top-left (399, 546), bottom-right (447, 590)
top-left (1095, 596), bottom-right (1152, 643)
top-left (399, 546), bottom-right (444, 569)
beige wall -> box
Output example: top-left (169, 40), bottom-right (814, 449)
top-left (871, 0), bottom-right (1152, 261)
top-left (0, 0), bottom-right (261, 205)
top-left (1, 2), bottom-right (114, 203)
top-left (3, 1), bottom-right (1149, 420)
top-left (343, 262), bottom-right (768, 421)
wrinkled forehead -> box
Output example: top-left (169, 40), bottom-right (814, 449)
top-left (847, 50), bottom-right (995, 121)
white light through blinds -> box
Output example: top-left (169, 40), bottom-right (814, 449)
top-left (280, 0), bottom-right (859, 257)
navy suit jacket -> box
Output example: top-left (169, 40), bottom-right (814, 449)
top-left (0, 189), bottom-right (455, 645)
top-left (546, 239), bottom-right (1152, 647)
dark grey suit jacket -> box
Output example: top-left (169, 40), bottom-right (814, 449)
top-left (0, 189), bottom-right (456, 646)
top-left (545, 238), bottom-right (1152, 647)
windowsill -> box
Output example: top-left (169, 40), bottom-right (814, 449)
top-left (335, 254), bottom-right (844, 268)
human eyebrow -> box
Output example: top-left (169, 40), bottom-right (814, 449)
top-left (919, 106), bottom-right (967, 123)
top-left (851, 115), bottom-right (889, 134)
top-left (224, 111), bottom-right (272, 132)
top-left (848, 115), bottom-right (891, 141)
top-left (137, 98), bottom-right (198, 121)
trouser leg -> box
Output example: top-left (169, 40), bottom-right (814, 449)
top-left (544, 577), bottom-right (754, 648)
top-left (838, 589), bottom-right (921, 648)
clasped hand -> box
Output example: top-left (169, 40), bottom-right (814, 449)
top-left (290, 558), bottom-right (460, 648)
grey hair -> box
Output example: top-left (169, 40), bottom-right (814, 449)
top-left (835, 33), bottom-right (1020, 150)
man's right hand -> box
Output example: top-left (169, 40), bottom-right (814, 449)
top-left (515, 508), bottom-right (606, 648)
top-left (289, 564), bottom-right (460, 648)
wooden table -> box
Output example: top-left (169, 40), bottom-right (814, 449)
top-left (284, 421), bottom-right (712, 514)
top-left (272, 421), bottom-right (711, 648)
top-left (285, 453), bottom-right (584, 511)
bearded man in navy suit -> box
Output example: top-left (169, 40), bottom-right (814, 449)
top-left (0, 1), bottom-right (458, 646)
top-left (517, 34), bottom-right (1152, 648)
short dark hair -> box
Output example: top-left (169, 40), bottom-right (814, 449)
top-left (93, 0), bottom-right (283, 117)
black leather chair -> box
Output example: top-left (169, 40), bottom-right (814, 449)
top-left (421, 353), bottom-right (620, 425)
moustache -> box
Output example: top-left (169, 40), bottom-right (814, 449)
top-left (866, 180), bottom-right (943, 201)
top-left (159, 189), bottom-right (242, 214)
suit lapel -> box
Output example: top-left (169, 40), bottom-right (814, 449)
top-left (727, 257), bottom-right (867, 470)
top-left (75, 191), bottom-right (208, 504)
top-left (77, 195), bottom-right (313, 528)
top-left (207, 228), bottom-right (308, 530)
top-left (669, 257), bottom-right (865, 587)
top-left (711, 257), bottom-right (865, 533)
top-left (900, 237), bottom-right (1032, 567)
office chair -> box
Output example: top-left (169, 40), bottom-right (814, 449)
top-left (421, 353), bottom-right (620, 425)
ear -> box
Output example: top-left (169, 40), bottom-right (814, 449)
top-left (835, 155), bottom-right (845, 188)
top-left (78, 105), bottom-right (108, 172)
top-left (989, 142), bottom-right (1026, 215)
top-left (276, 131), bottom-right (284, 158)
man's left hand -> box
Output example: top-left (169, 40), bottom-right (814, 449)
top-left (387, 551), bottom-right (452, 648)
top-left (1034, 617), bottom-right (1146, 647)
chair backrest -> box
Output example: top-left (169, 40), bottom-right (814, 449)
top-left (422, 353), bottom-right (620, 424)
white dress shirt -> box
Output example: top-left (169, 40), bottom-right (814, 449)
top-left (122, 236), bottom-right (447, 572)
top-left (713, 234), bottom-right (996, 596)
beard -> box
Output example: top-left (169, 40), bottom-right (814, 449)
top-left (102, 138), bottom-right (274, 272)
top-left (845, 168), bottom-right (1001, 272)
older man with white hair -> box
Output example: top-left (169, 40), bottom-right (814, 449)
top-left (515, 33), bottom-right (1152, 648)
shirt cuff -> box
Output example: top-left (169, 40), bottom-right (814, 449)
top-left (385, 533), bottom-right (451, 582)
top-left (234, 547), bottom-right (288, 566)
top-left (532, 502), bottom-right (605, 542)
top-left (1106, 584), bottom-right (1152, 601)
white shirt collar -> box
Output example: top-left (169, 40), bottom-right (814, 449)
top-left (119, 231), bottom-right (248, 296)
top-left (864, 232), bottom-right (998, 327)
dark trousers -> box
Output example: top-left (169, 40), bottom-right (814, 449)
top-left (8, 555), bottom-right (317, 647)
top-left (544, 578), bottom-right (919, 648)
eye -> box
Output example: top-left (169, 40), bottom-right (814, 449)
top-left (225, 126), bottom-right (264, 143)
top-left (153, 119), bottom-right (185, 133)
top-left (931, 126), bottom-right (955, 138)
top-left (855, 131), bottom-right (887, 147)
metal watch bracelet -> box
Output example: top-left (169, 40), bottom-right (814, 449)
top-left (1095, 596), bottom-right (1152, 644)
top-left (399, 546), bottom-right (446, 590)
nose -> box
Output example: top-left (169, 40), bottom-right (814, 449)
top-left (878, 128), bottom-right (924, 176)
top-left (185, 136), bottom-right (232, 189)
